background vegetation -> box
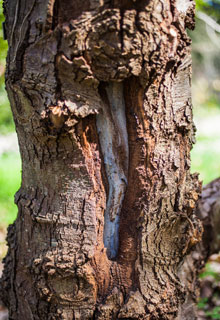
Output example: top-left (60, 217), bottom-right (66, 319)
top-left (0, 1), bottom-right (15, 134)
top-left (190, 0), bottom-right (220, 186)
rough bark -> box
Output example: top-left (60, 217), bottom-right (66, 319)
top-left (178, 177), bottom-right (220, 320)
top-left (197, 177), bottom-right (220, 256)
top-left (1, 0), bottom-right (203, 319)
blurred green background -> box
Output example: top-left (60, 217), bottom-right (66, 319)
top-left (0, 0), bottom-right (20, 233)
top-left (190, 0), bottom-right (220, 193)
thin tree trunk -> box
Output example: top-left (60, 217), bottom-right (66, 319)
top-left (0, 0), bottom-right (203, 319)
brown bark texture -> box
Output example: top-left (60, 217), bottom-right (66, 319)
top-left (0, 0), bottom-right (203, 319)
top-left (197, 177), bottom-right (220, 256)
top-left (178, 177), bottom-right (220, 320)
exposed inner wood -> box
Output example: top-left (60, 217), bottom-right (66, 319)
top-left (96, 81), bottom-right (128, 259)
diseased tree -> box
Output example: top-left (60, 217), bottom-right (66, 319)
top-left (0, 0), bottom-right (204, 319)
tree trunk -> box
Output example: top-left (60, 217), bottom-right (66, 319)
top-left (0, 0), bottom-right (203, 319)
top-left (196, 177), bottom-right (220, 256)
top-left (178, 177), bottom-right (220, 320)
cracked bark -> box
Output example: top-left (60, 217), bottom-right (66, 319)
top-left (178, 178), bottom-right (220, 320)
top-left (1, 0), bottom-right (203, 319)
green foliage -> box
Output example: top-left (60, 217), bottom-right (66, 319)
top-left (198, 260), bottom-right (220, 319)
top-left (0, 86), bottom-right (15, 134)
top-left (0, 0), bottom-right (8, 66)
top-left (0, 0), bottom-right (15, 134)
top-left (199, 263), bottom-right (220, 280)
top-left (191, 1), bottom-right (220, 184)
top-left (198, 297), bottom-right (209, 309)
top-left (191, 135), bottom-right (220, 185)
top-left (206, 306), bottom-right (220, 319)
top-left (0, 152), bottom-right (21, 226)
top-left (196, 0), bottom-right (210, 11)
top-left (191, 105), bottom-right (220, 185)
top-left (196, 0), bottom-right (220, 21)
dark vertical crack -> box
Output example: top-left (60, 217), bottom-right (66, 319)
top-left (120, 9), bottom-right (124, 52)
top-left (54, 30), bottom-right (62, 100)
top-left (10, 0), bottom-right (36, 83)
top-left (52, 0), bottom-right (59, 30)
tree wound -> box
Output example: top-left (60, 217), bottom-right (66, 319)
top-left (96, 81), bottom-right (128, 259)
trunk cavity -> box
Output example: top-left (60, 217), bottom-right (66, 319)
top-left (96, 81), bottom-right (128, 259)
